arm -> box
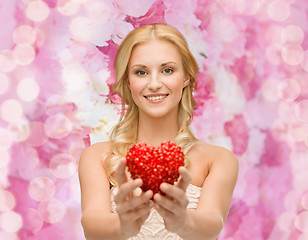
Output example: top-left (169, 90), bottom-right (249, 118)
top-left (154, 146), bottom-right (239, 240)
top-left (79, 143), bottom-right (125, 240)
top-left (79, 143), bottom-right (153, 240)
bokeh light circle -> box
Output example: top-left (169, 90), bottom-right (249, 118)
top-left (0, 50), bottom-right (16, 72)
top-left (26, 0), bottom-right (50, 22)
top-left (294, 211), bottom-right (308, 233)
top-left (57, 0), bottom-right (81, 16)
top-left (38, 198), bottom-right (66, 223)
top-left (69, 138), bottom-right (84, 159)
top-left (0, 190), bottom-right (16, 212)
top-left (13, 44), bottom-right (36, 66)
top-left (28, 176), bottom-right (56, 202)
top-left (295, 99), bottom-right (308, 122)
top-left (16, 145), bottom-right (40, 174)
top-left (8, 119), bottom-right (31, 142)
top-left (0, 73), bottom-right (9, 95)
top-left (277, 211), bottom-right (294, 232)
top-left (294, 72), bottom-right (308, 96)
top-left (277, 79), bottom-right (300, 102)
top-left (267, 1), bottom-right (291, 22)
top-left (0, 211), bottom-right (23, 233)
top-left (20, 146), bottom-right (39, 171)
top-left (49, 153), bottom-right (77, 178)
top-left (287, 122), bottom-right (308, 142)
top-left (23, 208), bottom-right (43, 232)
top-left (27, 122), bottom-right (48, 147)
top-left (1, 99), bottom-right (23, 123)
top-left (281, 25), bottom-right (304, 45)
top-left (0, 148), bottom-right (10, 168)
top-left (13, 25), bottom-right (37, 45)
top-left (0, 128), bottom-right (12, 149)
top-left (17, 78), bottom-right (40, 102)
top-left (44, 113), bottom-right (72, 139)
top-left (281, 44), bottom-right (305, 66)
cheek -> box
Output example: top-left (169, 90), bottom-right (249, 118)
top-left (128, 78), bottom-right (145, 96)
top-left (169, 77), bottom-right (185, 94)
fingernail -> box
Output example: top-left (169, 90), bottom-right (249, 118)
top-left (154, 193), bottom-right (160, 201)
top-left (135, 179), bottom-right (142, 185)
top-left (160, 183), bottom-right (167, 190)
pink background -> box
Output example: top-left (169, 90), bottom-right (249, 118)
top-left (0, 0), bottom-right (308, 239)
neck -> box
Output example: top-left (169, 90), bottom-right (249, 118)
top-left (137, 112), bottom-right (179, 147)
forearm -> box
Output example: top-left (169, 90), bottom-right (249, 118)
top-left (81, 210), bottom-right (126, 240)
top-left (177, 210), bottom-right (224, 240)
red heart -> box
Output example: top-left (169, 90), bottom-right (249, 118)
top-left (126, 141), bottom-right (184, 194)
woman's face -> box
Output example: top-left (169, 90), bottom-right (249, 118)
top-left (127, 39), bottom-right (190, 119)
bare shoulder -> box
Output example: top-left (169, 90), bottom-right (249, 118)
top-left (187, 140), bottom-right (238, 186)
top-left (79, 141), bottom-right (111, 167)
top-left (191, 140), bottom-right (238, 167)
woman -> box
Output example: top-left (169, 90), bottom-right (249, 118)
top-left (79, 23), bottom-right (238, 240)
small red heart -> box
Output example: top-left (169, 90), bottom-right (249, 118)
top-left (126, 141), bottom-right (184, 194)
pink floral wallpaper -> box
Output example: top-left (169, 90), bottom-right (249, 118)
top-left (0, 0), bottom-right (308, 239)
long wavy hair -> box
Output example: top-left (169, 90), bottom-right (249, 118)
top-left (105, 24), bottom-right (199, 186)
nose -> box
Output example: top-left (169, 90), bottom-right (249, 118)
top-left (147, 73), bottom-right (162, 90)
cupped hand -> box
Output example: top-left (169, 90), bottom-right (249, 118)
top-left (153, 166), bottom-right (192, 233)
top-left (114, 158), bottom-right (153, 238)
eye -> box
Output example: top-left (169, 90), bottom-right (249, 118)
top-left (162, 68), bottom-right (173, 74)
top-left (135, 70), bottom-right (147, 76)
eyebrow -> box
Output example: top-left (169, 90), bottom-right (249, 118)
top-left (131, 62), bottom-right (178, 69)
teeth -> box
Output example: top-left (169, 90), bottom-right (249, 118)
top-left (146, 95), bottom-right (167, 101)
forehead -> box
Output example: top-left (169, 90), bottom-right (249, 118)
top-left (129, 39), bottom-right (182, 65)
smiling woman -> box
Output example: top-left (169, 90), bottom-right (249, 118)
top-left (78, 23), bottom-right (239, 240)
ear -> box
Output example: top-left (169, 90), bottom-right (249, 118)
top-left (183, 78), bottom-right (190, 88)
top-left (126, 78), bottom-right (131, 89)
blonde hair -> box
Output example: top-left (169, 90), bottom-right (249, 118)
top-left (106, 24), bottom-right (199, 186)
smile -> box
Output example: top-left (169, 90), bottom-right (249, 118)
top-left (144, 94), bottom-right (168, 102)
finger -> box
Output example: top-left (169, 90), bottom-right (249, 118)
top-left (137, 211), bottom-right (150, 226)
top-left (115, 158), bottom-right (128, 186)
top-left (153, 200), bottom-right (175, 221)
top-left (122, 200), bottom-right (153, 223)
top-left (176, 167), bottom-right (192, 191)
top-left (137, 200), bottom-right (154, 223)
top-left (114, 179), bottom-right (142, 204)
top-left (154, 193), bottom-right (185, 216)
top-left (159, 183), bottom-right (189, 208)
top-left (117, 190), bottom-right (153, 213)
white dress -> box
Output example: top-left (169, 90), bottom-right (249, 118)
top-left (110, 184), bottom-right (202, 240)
